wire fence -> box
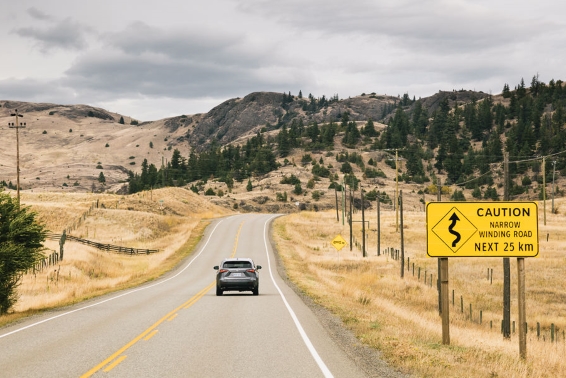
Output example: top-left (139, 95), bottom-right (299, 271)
top-left (382, 247), bottom-right (564, 345)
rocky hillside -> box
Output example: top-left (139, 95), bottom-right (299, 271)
top-left (0, 86), bottom-right (504, 203)
top-left (181, 90), bottom-right (491, 150)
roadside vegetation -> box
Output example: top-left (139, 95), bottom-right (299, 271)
top-left (273, 207), bottom-right (566, 377)
top-left (0, 188), bottom-right (230, 327)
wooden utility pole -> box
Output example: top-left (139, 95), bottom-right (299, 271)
top-left (440, 258), bottom-right (450, 345)
top-left (437, 179), bottom-right (442, 314)
top-left (399, 190), bottom-right (404, 278)
top-left (550, 160), bottom-right (556, 214)
top-left (334, 185), bottom-right (339, 222)
top-left (342, 178), bottom-right (345, 226)
top-left (517, 257), bottom-right (527, 358)
top-left (377, 195), bottom-right (381, 256)
top-left (543, 156), bottom-right (546, 225)
top-left (8, 109), bottom-right (26, 208)
top-left (349, 186), bottom-right (353, 251)
top-left (395, 149), bottom-right (399, 232)
top-left (503, 152), bottom-right (511, 339)
top-left (361, 186), bottom-right (366, 257)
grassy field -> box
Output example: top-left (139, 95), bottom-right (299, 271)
top-left (272, 199), bottom-right (566, 378)
top-left (0, 187), bottom-right (230, 326)
top-left (4, 184), bottom-right (566, 377)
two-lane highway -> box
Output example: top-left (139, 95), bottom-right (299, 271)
top-left (0, 214), bottom-right (369, 377)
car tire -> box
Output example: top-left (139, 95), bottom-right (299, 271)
top-left (252, 287), bottom-right (259, 296)
top-left (216, 287), bottom-right (223, 296)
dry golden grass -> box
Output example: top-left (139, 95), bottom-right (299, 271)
top-left (273, 199), bottom-right (566, 378)
top-left (0, 187), bottom-right (231, 327)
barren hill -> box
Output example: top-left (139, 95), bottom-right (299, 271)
top-left (0, 87), bottom-right (496, 208)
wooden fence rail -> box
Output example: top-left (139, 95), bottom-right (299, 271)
top-left (46, 233), bottom-right (159, 255)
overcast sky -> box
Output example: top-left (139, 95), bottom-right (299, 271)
top-left (1, 0), bottom-right (564, 121)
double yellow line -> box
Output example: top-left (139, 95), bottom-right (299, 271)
top-left (81, 282), bottom-right (214, 377)
top-left (81, 221), bottom-right (243, 377)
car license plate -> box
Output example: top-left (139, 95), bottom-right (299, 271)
top-left (231, 273), bottom-right (243, 277)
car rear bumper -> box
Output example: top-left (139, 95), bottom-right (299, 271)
top-left (217, 277), bottom-right (258, 291)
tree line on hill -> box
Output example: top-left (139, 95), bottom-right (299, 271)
top-left (127, 76), bottom-right (566, 202)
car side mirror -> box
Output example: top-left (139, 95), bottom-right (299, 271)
top-left (256, 265), bottom-right (262, 270)
top-left (213, 266), bottom-right (219, 270)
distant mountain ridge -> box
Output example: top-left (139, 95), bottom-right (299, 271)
top-left (185, 89), bottom-right (490, 150)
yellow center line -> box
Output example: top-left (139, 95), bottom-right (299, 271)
top-left (232, 222), bottom-right (243, 258)
top-left (81, 221), bottom-right (245, 378)
top-left (167, 314), bottom-right (178, 321)
top-left (143, 330), bottom-right (158, 341)
top-left (81, 282), bottom-right (214, 378)
top-left (103, 355), bottom-right (127, 373)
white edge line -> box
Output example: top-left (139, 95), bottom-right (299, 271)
top-left (263, 215), bottom-right (333, 378)
top-left (0, 217), bottom-right (229, 339)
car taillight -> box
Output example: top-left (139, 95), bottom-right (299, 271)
top-left (219, 269), bottom-right (228, 273)
top-left (246, 269), bottom-right (255, 273)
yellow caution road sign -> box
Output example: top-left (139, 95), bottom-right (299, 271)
top-left (426, 202), bottom-right (538, 257)
top-left (331, 234), bottom-right (347, 251)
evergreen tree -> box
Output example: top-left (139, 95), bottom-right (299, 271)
top-left (502, 83), bottom-right (511, 98)
top-left (340, 162), bottom-right (353, 174)
top-left (342, 121), bottom-right (361, 147)
top-left (320, 122), bottom-right (337, 148)
top-left (361, 119), bottom-right (378, 137)
top-left (277, 125), bottom-right (291, 157)
top-left (307, 122), bottom-right (320, 144)
top-left (98, 172), bottom-right (106, 183)
top-left (0, 191), bottom-right (47, 313)
top-left (516, 78), bottom-right (527, 99)
top-left (119, 116), bottom-right (125, 124)
top-left (428, 98), bottom-right (450, 149)
top-left (406, 144), bottom-right (425, 178)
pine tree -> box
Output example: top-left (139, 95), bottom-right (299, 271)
top-left (0, 191), bottom-right (47, 313)
top-left (277, 126), bottom-right (291, 157)
top-left (342, 121), bottom-right (361, 147)
top-left (119, 116), bottom-right (125, 124)
top-left (361, 119), bottom-right (378, 137)
top-left (98, 172), bottom-right (106, 183)
top-left (502, 83), bottom-right (511, 98)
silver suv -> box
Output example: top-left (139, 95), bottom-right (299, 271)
top-left (213, 258), bottom-right (262, 296)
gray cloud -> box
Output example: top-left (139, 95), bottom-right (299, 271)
top-left (237, 0), bottom-right (560, 54)
top-left (0, 77), bottom-right (74, 104)
top-left (13, 17), bottom-right (90, 52)
top-left (103, 22), bottom-right (260, 65)
top-left (55, 21), bottom-right (308, 102)
top-left (61, 52), bottom-right (305, 102)
top-left (2, 0), bottom-right (565, 120)
top-left (27, 7), bottom-right (53, 21)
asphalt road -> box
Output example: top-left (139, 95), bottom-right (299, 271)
top-left (0, 214), bottom-right (372, 378)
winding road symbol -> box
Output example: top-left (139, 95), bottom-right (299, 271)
top-left (448, 212), bottom-right (461, 247)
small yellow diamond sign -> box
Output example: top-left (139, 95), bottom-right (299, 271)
top-left (331, 234), bottom-right (347, 251)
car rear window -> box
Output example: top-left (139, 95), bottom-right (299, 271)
top-left (223, 261), bottom-right (252, 269)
